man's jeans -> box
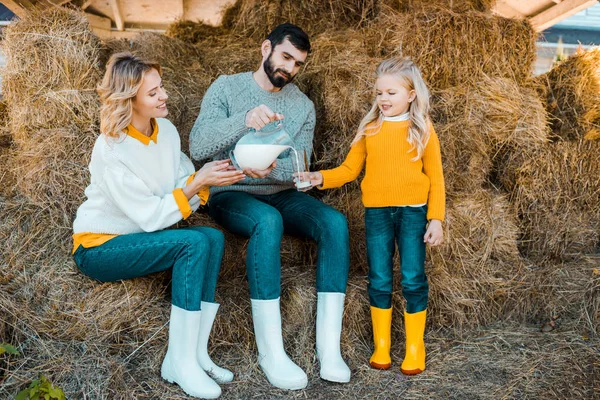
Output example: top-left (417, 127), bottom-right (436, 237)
top-left (73, 226), bottom-right (224, 311)
top-left (365, 206), bottom-right (428, 313)
top-left (208, 189), bottom-right (350, 300)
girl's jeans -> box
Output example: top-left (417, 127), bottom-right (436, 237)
top-left (365, 206), bottom-right (428, 313)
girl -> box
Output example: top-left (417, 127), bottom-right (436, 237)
top-left (298, 57), bottom-right (444, 375)
top-left (72, 52), bottom-right (245, 399)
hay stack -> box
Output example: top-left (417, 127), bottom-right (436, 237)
top-left (498, 138), bottom-right (600, 261)
top-left (221, 0), bottom-right (398, 39)
top-left (383, 9), bottom-right (536, 90)
top-left (1, 8), bottom-right (102, 214)
top-left (397, 0), bottom-right (495, 13)
top-left (431, 76), bottom-right (548, 194)
top-left (538, 48), bottom-right (600, 141)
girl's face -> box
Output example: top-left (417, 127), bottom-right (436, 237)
top-left (132, 68), bottom-right (168, 121)
top-left (375, 74), bottom-right (416, 118)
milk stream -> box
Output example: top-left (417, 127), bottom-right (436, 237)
top-left (232, 144), bottom-right (311, 189)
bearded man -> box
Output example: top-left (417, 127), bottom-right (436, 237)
top-left (189, 23), bottom-right (351, 390)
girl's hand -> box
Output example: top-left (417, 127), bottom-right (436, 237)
top-left (293, 171), bottom-right (323, 189)
top-left (423, 219), bottom-right (443, 246)
top-left (194, 159), bottom-right (246, 188)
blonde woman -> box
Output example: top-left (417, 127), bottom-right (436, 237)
top-left (297, 57), bottom-right (445, 375)
top-left (72, 52), bottom-right (245, 399)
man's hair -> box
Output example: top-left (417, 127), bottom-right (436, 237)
top-left (266, 23), bottom-right (311, 53)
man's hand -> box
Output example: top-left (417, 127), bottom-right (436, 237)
top-left (243, 160), bottom-right (277, 179)
top-left (245, 104), bottom-right (284, 130)
top-left (423, 219), bottom-right (443, 246)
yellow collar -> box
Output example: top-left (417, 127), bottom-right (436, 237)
top-left (125, 119), bottom-right (158, 145)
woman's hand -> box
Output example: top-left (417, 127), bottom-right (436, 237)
top-left (423, 219), bottom-right (443, 246)
top-left (188, 160), bottom-right (245, 194)
top-left (243, 160), bottom-right (277, 179)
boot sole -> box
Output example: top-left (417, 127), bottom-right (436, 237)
top-left (320, 372), bottom-right (351, 383)
top-left (400, 367), bottom-right (424, 375)
top-left (370, 361), bottom-right (391, 370)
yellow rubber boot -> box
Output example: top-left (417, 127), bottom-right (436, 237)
top-left (400, 309), bottom-right (426, 375)
top-left (369, 306), bottom-right (392, 369)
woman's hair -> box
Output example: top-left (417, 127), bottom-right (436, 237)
top-left (97, 52), bottom-right (161, 138)
top-left (352, 57), bottom-right (431, 161)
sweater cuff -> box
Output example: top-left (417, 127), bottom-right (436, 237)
top-left (426, 206), bottom-right (445, 222)
top-left (198, 186), bottom-right (210, 205)
top-left (318, 169), bottom-right (342, 190)
top-left (173, 188), bottom-right (193, 220)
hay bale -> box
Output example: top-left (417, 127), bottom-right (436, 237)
top-left (1, 8), bottom-right (102, 213)
top-left (165, 20), bottom-right (226, 44)
top-left (428, 189), bottom-right (524, 329)
top-left (382, 9), bottom-right (536, 90)
top-left (499, 139), bottom-right (600, 261)
top-left (538, 48), bottom-right (600, 141)
top-left (397, 0), bottom-right (495, 12)
top-left (221, 0), bottom-right (398, 39)
top-left (431, 76), bottom-right (549, 194)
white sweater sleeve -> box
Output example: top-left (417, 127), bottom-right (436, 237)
top-left (102, 165), bottom-right (198, 232)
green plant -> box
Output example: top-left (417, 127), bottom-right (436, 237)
top-left (15, 375), bottom-right (66, 400)
top-left (0, 343), bottom-right (19, 356)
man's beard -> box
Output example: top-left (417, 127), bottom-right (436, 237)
top-left (263, 52), bottom-right (293, 88)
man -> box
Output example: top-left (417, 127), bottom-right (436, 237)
top-left (190, 23), bottom-right (351, 390)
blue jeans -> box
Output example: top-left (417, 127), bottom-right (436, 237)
top-left (73, 226), bottom-right (224, 311)
top-left (365, 206), bottom-right (428, 313)
top-left (208, 189), bottom-right (350, 300)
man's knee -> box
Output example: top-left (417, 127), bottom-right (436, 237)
top-left (255, 209), bottom-right (284, 238)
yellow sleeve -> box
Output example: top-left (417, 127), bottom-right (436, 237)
top-left (319, 138), bottom-right (367, 190)
top-left (172, 188), bottom-right (193, 220)
top-left (422, 127), bottom-right (446, 221)
top-left (185, 173), bottom-right (210, 205)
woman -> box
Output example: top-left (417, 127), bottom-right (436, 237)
top-left (72, 52), bottom-right (245, 399)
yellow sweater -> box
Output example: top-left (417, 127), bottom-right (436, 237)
top-left (319, 120), bottom-right (445, 221)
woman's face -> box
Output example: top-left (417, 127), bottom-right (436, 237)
top-left (132, 68), bottom-right (168, 120)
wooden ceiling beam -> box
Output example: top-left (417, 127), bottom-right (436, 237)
top-left (530, 0), bottom-right (598, 31)
top-left (492, 0), bottom-right (525, 19)
top-left (108, 0), bottom-right (124, 31)
top-left (1, 0), bottom-right (32, 18)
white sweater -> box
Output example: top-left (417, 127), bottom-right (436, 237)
top-left (73, 118), bottom-right (202, 235)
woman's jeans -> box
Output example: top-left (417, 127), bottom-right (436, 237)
top-left (208, 189), bottom-right (350, 300)
top-left (365, 206), bottom-right (428, 313)
top-left (73, 226), bottom-right (224, 311)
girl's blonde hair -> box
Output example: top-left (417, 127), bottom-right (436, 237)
top-left (352, 57), bottom-right (431, 161)
top-left (97, 52), bottom-right (161, 138)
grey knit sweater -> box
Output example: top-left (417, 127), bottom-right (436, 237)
top-left (189, 72), bottom-right (316, 195)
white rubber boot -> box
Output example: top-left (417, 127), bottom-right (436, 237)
top-left (197, 302), bottom-right (234, 383)
top-left (161, 305), bottom-right (221, 399)
top-left (251, 298), bottom-right (308, 390)
top-left (316, 292), bottom-right (351, 383)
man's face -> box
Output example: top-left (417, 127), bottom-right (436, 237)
top-left (263, 38), bottom-right (308, 88)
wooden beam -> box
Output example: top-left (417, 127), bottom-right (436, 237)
top-left (108, 0), bottom-right (124, 31)
top-left (85, 12), bottom-right (110, 30)
top-left (49, 0), bottom-right (74, 6)
top-left (492, 0), bottom-right (525, 19)
top-left (0, 0), bottom-right (29, 18)
top-left (530, 0), bottom-right (598, 32)
top-left (181, 0), bottom-right (186, 20)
